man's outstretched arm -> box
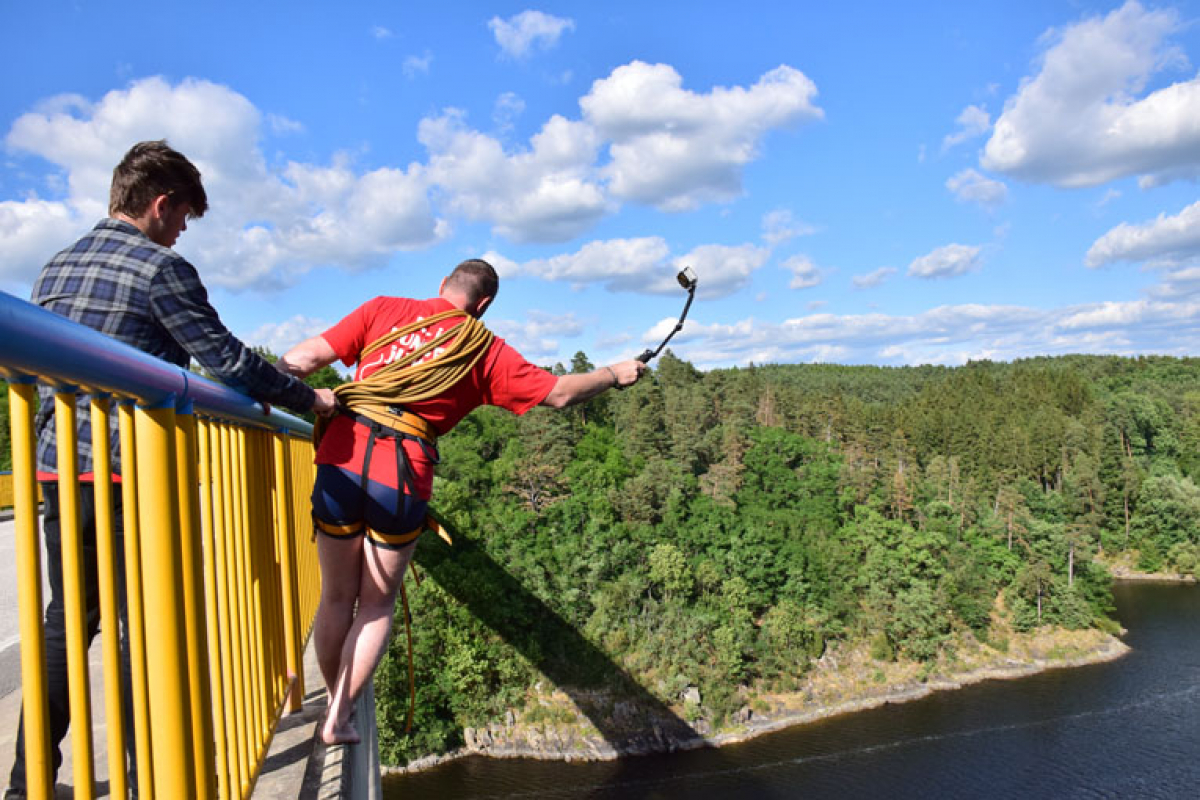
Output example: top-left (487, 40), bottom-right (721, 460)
top-left (540, 359), bottom-right (647, 409)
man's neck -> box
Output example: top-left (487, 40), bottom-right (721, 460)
top-left (112, 211), bottom-right (151, 237)
top-left (439, 292), bottom-right (474, 316)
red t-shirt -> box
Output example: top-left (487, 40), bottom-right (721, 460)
top-left (315, 296), bottom-right (558, 498)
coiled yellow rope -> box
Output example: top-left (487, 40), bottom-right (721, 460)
top-left (314, 308), bottom-right (494, 446)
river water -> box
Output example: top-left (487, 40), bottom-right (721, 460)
top-left (385, 582), bottom-right (1200, 799)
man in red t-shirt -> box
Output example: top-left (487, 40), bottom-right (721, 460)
top-left (278, 258), bottom-right (647, 744)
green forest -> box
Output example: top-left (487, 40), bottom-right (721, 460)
top-left (5, 353), bottom-right (1200, 765)
top-left (372, 353), bottom-right (1200, 764)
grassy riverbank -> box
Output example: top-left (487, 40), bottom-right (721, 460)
top-left (386, 621), bottom-right (1128, 774)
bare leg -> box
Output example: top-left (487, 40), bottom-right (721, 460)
top-left (313, 535), bottom-right (364, 699)
top-left (321, 539), bottom-right (416, 745)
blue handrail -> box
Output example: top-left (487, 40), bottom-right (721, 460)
top-left (0, 289), bottom-right (313, 435)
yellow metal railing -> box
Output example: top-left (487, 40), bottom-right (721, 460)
top-left (0, 472), bottom-right (42, 509)
top-left (2, 292), bottom-right (321, 800)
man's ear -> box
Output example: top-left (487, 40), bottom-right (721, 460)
top-left (474, 296), bottom-right (493, 318)
top-left (148, 193), bottom-right (172, 220)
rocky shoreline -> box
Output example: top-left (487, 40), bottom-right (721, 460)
top-left (1107, 567), bottom-right (1197, 583)
top-left (1098, 552), bottom-right (1197, 584)
top-left (385, 625), bottom-right (1130, 775)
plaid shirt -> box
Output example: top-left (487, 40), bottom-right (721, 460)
top-left (33, 218), bottom-right (315, 477)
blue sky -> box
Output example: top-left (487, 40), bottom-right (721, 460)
top-left (3, 1), bottom-right (1200, 371)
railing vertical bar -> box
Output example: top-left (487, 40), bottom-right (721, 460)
top-left (253, 431), bottom-right (273, 767)
top-left (214, 422), bottom-right (244, 796)
top-left (134, 402), bottom-right (195, 799)
top-left (89, 396), bottom-right (128, 800)
top-left (243, 432), bottom-right (266, 750)
top-left (263, 433), bottom-right (287, 709)
top-left (223, 424), bottom-right (252, 795)
top-left (291, 439), bottom-right (317, 637)
top-left (197, 418), bottom-right (231, 800)
top-left (243, 431), bottom-right (267, 748)
top-left (259, 434), bottom-right (280, 713)
top-left (118, 401), bottom-right (154, 800)
top-left (10, 381), bottom-right (53, 800)
top-left (55, 391), bottom-right (96, 800)
top-left (174, 404), bottom-right (217, 800)
top-left (251, 432), bottom-right (271, 723)
top-left (273, 431), bottom-right (305, 712)
top-left (289, 440), bottom-right (306, 633)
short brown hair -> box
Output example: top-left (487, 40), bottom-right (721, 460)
top-left (109, 140), bottom-right (208, 218)
top-left (444, 259), bottom-right (499, 306)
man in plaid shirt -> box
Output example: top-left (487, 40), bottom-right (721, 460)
top-left (6, 140), bottom-right (334, 798)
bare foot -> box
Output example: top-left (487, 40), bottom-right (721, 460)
top-left (321, 718), bottom-right (361, 745)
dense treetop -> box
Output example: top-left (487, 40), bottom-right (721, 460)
top-left (369, 353), bottom-right (1200, 762)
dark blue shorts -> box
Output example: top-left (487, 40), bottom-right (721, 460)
top-left (311, 464), bottom-right (429, 549)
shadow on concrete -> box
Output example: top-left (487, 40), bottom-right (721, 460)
top-left (260, 736), bottom-right (317, 774)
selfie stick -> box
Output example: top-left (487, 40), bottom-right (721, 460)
top-left (637, 266), bottom-right (698, 363)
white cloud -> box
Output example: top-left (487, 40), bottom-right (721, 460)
top-left (245, 315), bottom-right (333, 356)
top-left (1149, 265), bottom-right (1200, 299)
top-left (507, 237), bottom-right (767, 298)
top-left (0, 198), bottom-right (83, 288)
top-left (418, 108), bottom-right (607, 243)
top-left (852, 266), bottom-right (897, 289)
top-left (580, 61), bottom-right (823, 211)
top-left (946, 168), bottom-right (1007, 208)
top-left (493, 92), bottom-right (526, 132)
top-left (267, 113), bottom-right (304, 136)
top-left (982, 1), bottom-right (1200, 188)
top-left (490, 310), bottom-right (584, 361)
top-left (782, 254), bottom-right (822, 289)
top-left (654, 296), bottom-right (1200, 369)
top-left (908, 244), bottom-right (983, 279)
top-left (2, 65), bottom-right (826, 270)
top-left (684, 243), bottom-right (770, 298)
top-left (489, 10), bottom-right (575, 59)
top-left (1057, 298), bottom-right (1200, 333)
top-left (1086, 199), bottom-right (1200, 267)
top-left (1057, 300), bottom-right (1149, 330)
top-left (0, 77), bottom-right (448, 290)
top-left (515, 236), bottom-right (670, 290)
top-left (642, 316), bottom-right (705, 349)
top-left (664, 304), bottom-right (1039, 367)
top-left (372, 26), bottom-right (394, 40)
top-left (761, 208), bottom-right (817, 245)
top-left (480, 249), bottom-right (521, 279)
top-left (942, 104), bottom-right (991, 150)
top-left (403, 52), bottom-right (433, 79)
